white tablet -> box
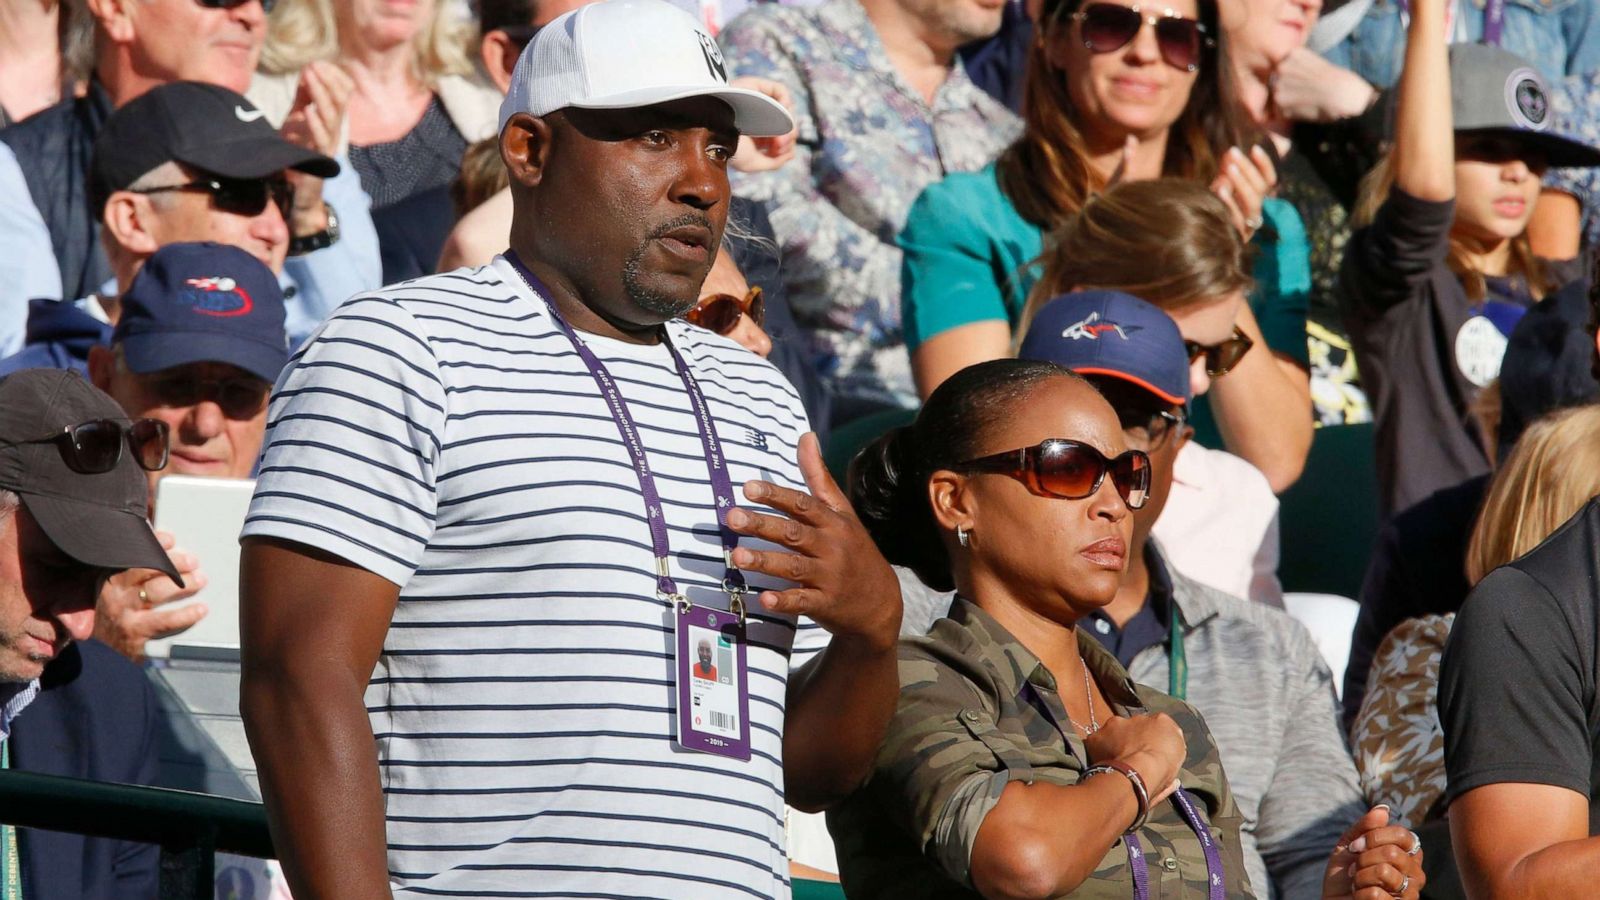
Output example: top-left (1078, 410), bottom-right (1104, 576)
top-left (145, 475), bottom-right (256, 659)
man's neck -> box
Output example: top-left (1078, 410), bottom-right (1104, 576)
top-left (510, 251), bottom-right (663, 345)
top-left (97, 57), bottom-right (166, 109)
top-left (858, 0), bottom-right (958, 106)
top-left (1102, 536), bottom-right (1151, 627)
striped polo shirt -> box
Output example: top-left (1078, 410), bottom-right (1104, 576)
top-left (243, 256), bottom-right (828, 899)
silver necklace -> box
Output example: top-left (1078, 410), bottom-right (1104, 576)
top-left (1075, 657), bottom-right (1100, 735)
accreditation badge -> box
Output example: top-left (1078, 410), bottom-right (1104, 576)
top-left (675, 605), bottom-right (751, 761)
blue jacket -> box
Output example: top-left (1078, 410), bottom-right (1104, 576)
top-left (11, 641), bottom-right (161, 900)
top-left (0, 298), bottom-right (111, 377)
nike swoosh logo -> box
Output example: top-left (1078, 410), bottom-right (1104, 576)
top-left (234, 106), bottom-right (266, 123)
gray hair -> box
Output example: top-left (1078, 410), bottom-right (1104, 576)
top-left (0, 490), bottom-right (17, 538)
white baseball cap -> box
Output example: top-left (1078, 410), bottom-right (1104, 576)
top-left (499, 0), bottom-right (795, 137)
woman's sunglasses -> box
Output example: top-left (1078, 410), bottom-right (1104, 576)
top-left (686, 286), bottom-right (765, 336)
top-left (1184, 326), bottom-right (1254, 377)
top-left (1068, 3), bottom-right (1212, 72)
top-left (954, 439), bottom-right (1151, 508)
top-left (1, 419), bottom-right (170, 475)
top-left (130, 176), bottom-right (294, 222)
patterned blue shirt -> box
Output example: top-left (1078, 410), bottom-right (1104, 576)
top-left (720, 0), bottom-right (1021, 413)
top-left (0, 679), bottom-right (40, 742)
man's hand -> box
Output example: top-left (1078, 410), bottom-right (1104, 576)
top-left (729, 76), bottom-right (797, 174)
top-left (726, 432), bottom-right (900, 650)
top-left (1271, 48), bottom-right (1377, 123)
top-left (279, 61), bottom-right (355, 237)
top-left (94, 531), bottom-right (207, 661)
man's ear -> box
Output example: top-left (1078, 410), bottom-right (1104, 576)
top-left (501, 112), bottom-right (552, 190)
top-left (87, 0), bottom-right (136, 45)
top-left (87, 345), bottom-right (115, 392)
top-left (480, 31), bottom-right (520, 95)
top-left (102, 193), bottom-right (162, 258)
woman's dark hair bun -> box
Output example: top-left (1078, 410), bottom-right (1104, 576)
top-left (848, 426), bottom-right (952, 590)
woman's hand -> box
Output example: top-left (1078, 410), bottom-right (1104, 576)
top-left (93, 531), bottom-right (208, 662)
top-left (1271, 48), bottom-right (1378, 123)
top-left (1322, 806), bottom-right (1425, 900)
top-left (1210, 145), bottom-right (1278, 239)
top-left (729, 76), bottom-right (797, 173)
top-left (1083, 713), bottom-right (1187, 807)
top-left (279, 61), bottom-right (356, 238)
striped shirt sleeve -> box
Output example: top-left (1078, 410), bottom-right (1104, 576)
top-left (243, 296), bottom-right (447, 586)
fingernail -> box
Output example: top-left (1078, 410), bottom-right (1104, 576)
top-left (1347, 862), bottom-right (1358, 878)
top-left (726, 509), bottom-right (746, 527)
top-left (1350, 836), bottom-right (1367, 852)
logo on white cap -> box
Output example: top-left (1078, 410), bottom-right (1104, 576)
top-left (1506, 67), bottom-right (1549, 131)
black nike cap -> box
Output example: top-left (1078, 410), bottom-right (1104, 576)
top-left (89, 81), bottom-right (339, 218)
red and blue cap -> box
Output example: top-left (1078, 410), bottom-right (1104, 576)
top-left (114, 242), bottom-right (289, 384)
top-left (1018, 290), bottom-right (1191, 407)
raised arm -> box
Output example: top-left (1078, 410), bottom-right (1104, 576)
top-left (1393, 0), bottom-right (1453, 203)
top-left (240, 537), bottom-right (399, 900)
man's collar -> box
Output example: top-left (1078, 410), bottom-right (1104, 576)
top-left (0, 679), bottom-right (41, 742)
top-left (1148, 539), bottom-right (1226, 632)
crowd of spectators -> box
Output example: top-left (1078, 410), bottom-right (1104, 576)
top-left (3, 0), bottom-right (1600, 897)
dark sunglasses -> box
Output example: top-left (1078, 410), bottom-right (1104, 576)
top-left (1121, 408), bottom-right (1187, 450)
top-left (686, 286), bottom-right (765, 336)
top-left (196, 0), bottom-right (277, 12)
top-left (143, 373), bottom-right (272, 420)
top-left (954, 439), bottom-right (1151, 508)
top-left (1069, 3), bottom-right (1212, 72)
top-left (1184, 326), bottom-right (1254, 377)
top-left (130, 176), bottom-right (294, 221)
top-left (1, 419), bottom-right (170, 475)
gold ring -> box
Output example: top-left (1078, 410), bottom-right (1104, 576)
top-left (138, 588), bottom-right (150, 607)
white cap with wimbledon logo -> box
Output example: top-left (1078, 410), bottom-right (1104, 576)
top-left (498, 0), bottom-right (795, 137)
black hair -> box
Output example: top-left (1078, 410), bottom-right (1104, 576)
top-left (846, 359), bottom-right (1083, 592)
top-left (479, 0), bottom-right (536, 35)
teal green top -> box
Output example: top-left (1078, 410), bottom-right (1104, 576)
top-left (897, 163), bottom-right (1311, 372)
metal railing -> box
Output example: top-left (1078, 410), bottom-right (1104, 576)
top-left (0, 769), bottom-right (273, 900)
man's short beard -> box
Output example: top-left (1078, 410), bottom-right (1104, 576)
top-left (621, 214), bottom-right (715, 319)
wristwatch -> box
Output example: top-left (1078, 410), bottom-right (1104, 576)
top-left (288, 203), bottom-right (340, 256)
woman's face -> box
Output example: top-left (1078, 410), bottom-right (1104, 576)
top-left (1053, 0), bottom-right (1204, 143)
top-left (340, 0), bottom-right (435, 53)
top-left (942, 377), bottom-right (1136, 623)
top-left (1452, 135), bottom-right (1547, 247)
top-left (1222, 0), bottom-right (1320, 72)
top-left (1163, 290), bottom-right (1244, 397)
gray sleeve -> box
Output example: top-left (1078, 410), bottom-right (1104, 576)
top-left (1257, 622), bottom-right (1366, 900)
top-left (895, 565), bottom-right (955, 637)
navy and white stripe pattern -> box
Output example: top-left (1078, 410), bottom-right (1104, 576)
top-left (244, 257), bottom-right (829, 899)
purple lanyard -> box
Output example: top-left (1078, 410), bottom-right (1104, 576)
top-left (1124, 789), bottom-right (1226, 900)
top-left (1398, 0), bottom-right (1504, 45)
top-left (1030, 683), bottom-right (1225, 899)
top-left (504, 251), bottom-right (748, 610)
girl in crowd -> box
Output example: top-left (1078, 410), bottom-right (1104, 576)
top-left (1020, 179), bottom-right (1293, 603)
top-left (253, 0), bottom-right (500, 211)
top-left (1353, 403), bottom-right (1600, 829)
top-left (831, 358), bottom-right (1423, 899)
top-left (900, 0), bottom-right (1311, 490)
top-left (1340, 0), bottom-right (1600, 516)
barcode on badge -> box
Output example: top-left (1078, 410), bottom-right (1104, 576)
top-left (709, 711), bottom-right (736, 730)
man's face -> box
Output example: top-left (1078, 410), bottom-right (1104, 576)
top-left (1088, 378), bottom-right (1189, 549)
top-left (698, 641), bottom-right (712, 667)
top-left (0, 506), bottom-right (105, 683)
top-left (120, 0), bottom-right (267, 95)
top-left (140, 170), bottom-right (291, 275)
top-left (524, 97), bottom-right (738, 332)
top-left (97, 359), bottom-right (270, 498)
top-left (898, 0), bottom-right (1007, 51)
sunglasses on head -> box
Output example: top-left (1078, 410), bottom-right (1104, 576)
top-left (130, 176), bottom-right (294, 221)
top-left (954, 438), bottom-right (1151, 508)
top-left (1184, 326), bottom-right (1254, 377)
top-left (686, 286), bottom-right (765, 336)
top-left (1068, 3), bottom-right (1212, 72)
top-left (1, 419), bottom-right (170, 475)
top-left (195, 0), bottom-right (277, 12)
top-left (143, 373), bottom-right (272, 420)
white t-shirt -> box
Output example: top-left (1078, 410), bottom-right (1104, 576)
top-left (243, 257), bottom-right (828, 899)
top-left (1150, 441), bottom-right (1284, 607)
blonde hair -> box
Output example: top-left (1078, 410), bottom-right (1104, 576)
top-left (1353, 150), bottom-right (1555, 303)
top-left (259, 0), bottom-right (476, 85)
top-left (1465, 404), bottom-right (1600, 584)
top-left (1016, 179), bottom-right (1255, 349)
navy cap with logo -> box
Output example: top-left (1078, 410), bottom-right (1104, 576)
top-left (0, 369), bottom-right (180, 581)
top-left (89, 81), bottom-right (340, 216)
top-left (1450, 44), bottom-right (1600, 168)
top-left (1018, 290), bottom-right (1192, 407)
top-left (114, 242), bottom-right (289, 384)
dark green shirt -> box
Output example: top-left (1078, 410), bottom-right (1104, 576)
top-left (828, 598), bottom-right (1256, 899)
